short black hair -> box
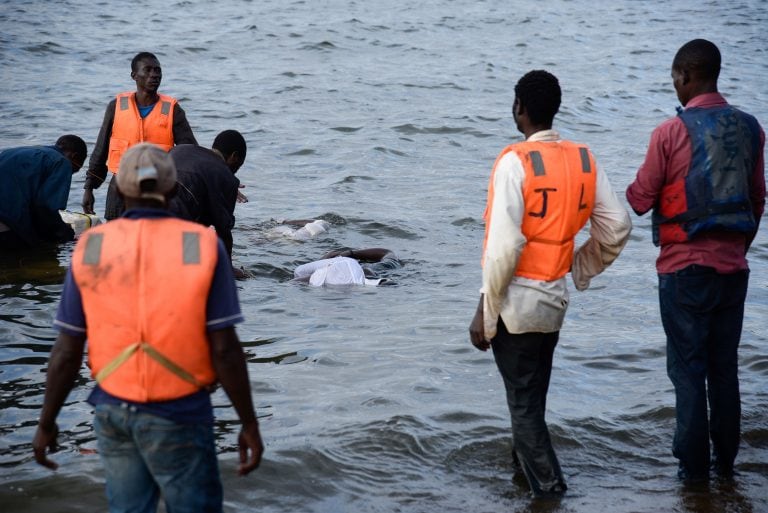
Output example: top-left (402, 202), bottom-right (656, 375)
top-left (212, 130), bottom-right (247, 159)
top-left (131, 52), bottom-right (159, 72)
top-left (55, 134), bottom-right (87, 162)
top-left (673, 39), bottom-right (721, 82)
top-left (514, 70), bottom-right (561, 126)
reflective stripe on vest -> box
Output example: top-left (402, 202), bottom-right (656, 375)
top-left (482, 140), bottom-right (596, 281)
top-left (73, 218), bottom-right (218, 402)
top-left (107, 92), bottom-right (176, 173)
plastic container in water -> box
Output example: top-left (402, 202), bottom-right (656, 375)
top-left (59, 210), bottom-right (103, 237)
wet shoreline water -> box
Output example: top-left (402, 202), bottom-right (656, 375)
top-left (2, 1), bottom-right (768, 512)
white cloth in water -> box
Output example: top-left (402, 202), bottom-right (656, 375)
top-left (268, 219), bottom-right (330, 240)
top-left (293, 219), bottom-right (330, 240)
top-left (59, 210), bottom-right (103, 236)
top-left (294, 256), bottom-right (382, 287)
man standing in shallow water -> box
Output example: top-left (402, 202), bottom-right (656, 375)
top-left (82, 51), bottom-right (197, 220)
top-left (33, 143), bottom-right (263, 512)
top-left (626, 39), bottom-right (765, 481)
top-left (469, 70), bottom-right (631, 497)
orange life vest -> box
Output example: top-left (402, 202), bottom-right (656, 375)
top-left (72, 217), bottom-right (219, 402)
top-left (483, 140), bottom-right (596, 281)
top-left (107, 92), bottom-right (176, 173)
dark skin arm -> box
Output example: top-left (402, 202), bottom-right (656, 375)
top-left (321, 247), bottom-right (392, 262)
top-left (32, 332), bottom-right (86, 470)
top-left (469, 294), bottom-right (490, 351)
top-left (281, 219), bottom-right (317, 227)
top-left (209, 327), bottom-right (264, 475)
top-left (82, 101), bottom-right (116, 213)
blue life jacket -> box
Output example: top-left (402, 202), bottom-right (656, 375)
top-left (652, 105), bottom-right (760, 246)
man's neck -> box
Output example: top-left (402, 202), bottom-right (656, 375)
top-left (211, 148), bottom-right (226, 161)
top-left (134, 90), bottom-right (159, 107)
top-left (523, 123), bottom-right (552, 140)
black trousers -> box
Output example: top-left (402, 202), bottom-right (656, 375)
top-left (105, 174), bottom-right (125, 221)
top-left (491, 319), bottom-right (565, 495)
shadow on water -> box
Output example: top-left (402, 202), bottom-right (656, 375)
top-left (677, 479), bottom-right (757, 513)
top-left (0, 245), bottom-right (69, 287)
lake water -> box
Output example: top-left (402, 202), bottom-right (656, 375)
top-left (1, 1), bottom-right (767, 512)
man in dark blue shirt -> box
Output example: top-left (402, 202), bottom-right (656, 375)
top-left (0, 135), bottom-right (87, 249)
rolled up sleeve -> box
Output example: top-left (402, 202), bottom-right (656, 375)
top-left (572, 167), bottom-right (632, 291)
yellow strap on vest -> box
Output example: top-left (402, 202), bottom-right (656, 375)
top-left (95, 342), bottom-right (203, 388)
top-left (94, 342), bottom-right (140, 384)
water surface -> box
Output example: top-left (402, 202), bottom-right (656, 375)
top-left (1, 1), bottom-right (767, 512)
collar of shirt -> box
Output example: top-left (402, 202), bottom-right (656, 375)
top-left (685, 92), bottom-right (727, 109)
top-left (121, 207), bottom-right (175, 220)
top-left (48, 145), bottom-right (65, 156)
top-left (526, 129), bottom-right (561, 142)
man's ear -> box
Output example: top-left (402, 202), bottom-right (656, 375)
top-left (63, 151), bottom-right (82, 173)
top-left (515, 100), bottom-right (525, 117)
top-left (681, 68), bottom-right (691, 85)
top-left (226, 152), bottom-right (241, 172)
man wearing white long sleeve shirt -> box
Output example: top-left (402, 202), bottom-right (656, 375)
top-left (469, 70), bottom-right (631, 497)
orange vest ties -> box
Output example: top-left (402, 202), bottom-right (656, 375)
top-left (107, 92), bottom-right (176, 173)
top-left (483, 140), bottom-right (597, 281)
top-left (72, 217), bottom-right (218, 402)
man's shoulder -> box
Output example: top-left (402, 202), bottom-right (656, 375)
top-left (170, 143), bottom-right (208, 157)
top-left (88, 215), bottom-right (216, 235)
top-left (0, 145), bottom-right (61, 163)
top-left (171, 146), bottom-right (230, 175)
top-left (651, 115), bottom-right (684, 139)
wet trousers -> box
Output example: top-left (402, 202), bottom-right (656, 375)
top-left (94, 403), bottom-right (223, 513)
top-left (105, 174), bottom-right (125, 221)
top-left (491, 320), bottom-right (565, 495)
top-left (658, 265), bottom-right (748, 479)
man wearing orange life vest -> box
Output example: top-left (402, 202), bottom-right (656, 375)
top-left (468, 70), bottom-right (631, 497)
top-left (82, 52), bottom-right (197, 220)
top-left (33, 144), bottom-right (263, 513)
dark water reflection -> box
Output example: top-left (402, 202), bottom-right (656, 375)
top-left (2, 0), bottom-right (768, 512)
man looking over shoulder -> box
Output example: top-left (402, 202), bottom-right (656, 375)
top-left (468, 70), bottom-right (631, 497)
top-left (626, 39), bottom-right (765, 482)
top-left (82, 51), bottom-right (197, 220)
top-left (168, 130), bottom-right (246, 273)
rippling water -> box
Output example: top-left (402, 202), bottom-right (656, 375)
top-left (1, 1), bottom-right (767, 512)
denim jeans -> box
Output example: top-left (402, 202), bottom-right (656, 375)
top-left (93, 403), bottom-right (223, 513)
top-left (491, 320), bottom-right (565, 496)
top-left (658, 265), bottom-right (748, 479)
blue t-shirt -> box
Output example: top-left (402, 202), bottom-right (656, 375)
top-left (137, 103), bottom-right (156, 118)
top-left (54, 208), bottom-right (244, 424)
